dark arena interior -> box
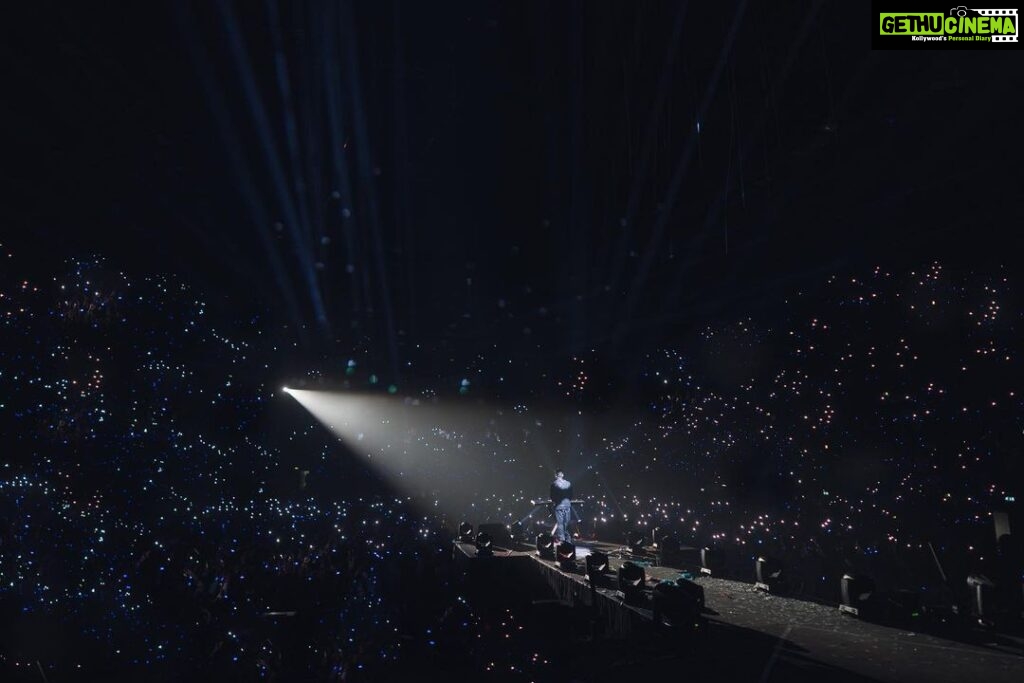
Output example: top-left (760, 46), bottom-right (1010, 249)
top-left (3, 1), bottom-right (1024, 681)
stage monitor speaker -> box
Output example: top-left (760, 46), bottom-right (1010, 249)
top-left (477, 523), bottom-right (512, 548)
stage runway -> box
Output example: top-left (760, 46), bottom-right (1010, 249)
top-left (455, 539), bottom-right (1024, 683)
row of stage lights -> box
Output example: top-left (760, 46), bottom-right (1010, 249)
top-left (458, 522), bottom-right (706, 632)
top-left (457, 522), bottom-right (1022, 631)
top-left (700, 547), bottom-right (1020, 629)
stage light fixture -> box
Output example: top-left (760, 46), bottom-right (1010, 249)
top-left (618, 561), bottom-right (646, 604)
top-left (556, 541), bottom-right (577, 570)
top-left (477, 523), bottom-right (511, 548)
top-left (585, 551), bottom-right (610, 583)
top-left (755, 556), bottom-right (784, 592)
top-left (885, 588), bottom-right (924, 626)
top-left (458, 522), bottom-right (474, 543)
top-left (674, 577), bottom-right (706, 611)
top-left (839, 574), bottom-right (876, 617)
top-left (536, 532), bottom-right (555, 560)
top-left (652, 580), bottom-right (702, 630)
top-left (967, 574), bottom-right (998, 626)
top-left (700, 547), bottom-right (724, 576)
top-left (657, 535), bottom-right (683, 567)
top-left (627, 530), bottom-right (647, 553)
top-left (475, 531), bottom-right (494, 557)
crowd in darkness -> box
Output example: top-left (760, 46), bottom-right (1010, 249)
top-left (1, 246), bottom-right (1020, 679)
top-left (575, 262), bottom-right (1021, 600)
top-left (0, 492), bottom-right (464, 680)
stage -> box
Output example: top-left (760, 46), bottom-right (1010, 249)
top-left (454, 539), bottom-right (1024, 683)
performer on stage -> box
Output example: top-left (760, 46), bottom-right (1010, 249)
top-left (550, 470), bottom-right (574, 542)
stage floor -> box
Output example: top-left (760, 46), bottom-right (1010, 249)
top-left (455, 539), bottom-right (1024, 683)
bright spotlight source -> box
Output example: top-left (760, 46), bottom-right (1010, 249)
top-left (281, 386), bottom-right (291, 394)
